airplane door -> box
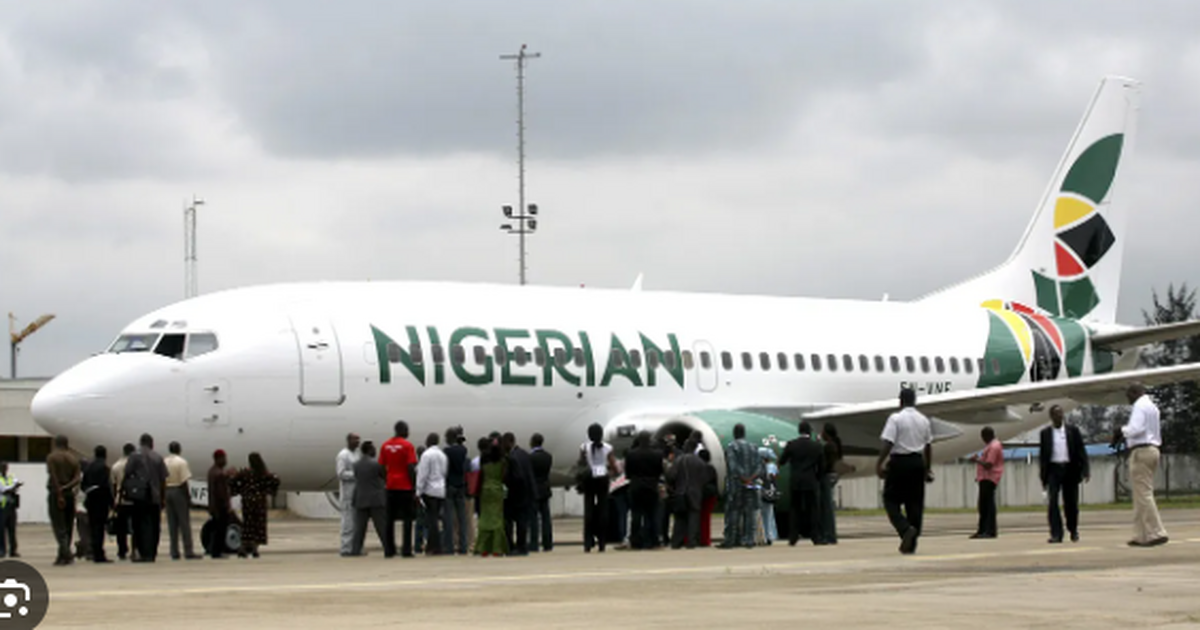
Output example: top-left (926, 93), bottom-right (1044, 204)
top-left (187, 379), bottom-right (230, 427)
top-left (694, 340), bottom-right (718, 393)
top-left (292, 317), bottom-right (346, 405)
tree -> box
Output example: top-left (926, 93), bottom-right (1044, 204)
top-left (1140, 284), bottom-right (1200, 454)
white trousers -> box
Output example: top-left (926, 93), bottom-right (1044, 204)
top-left (339, 482), bottom-right (357, 555)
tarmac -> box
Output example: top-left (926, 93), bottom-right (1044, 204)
top-left (20, 508), bottom-right (1200, 629)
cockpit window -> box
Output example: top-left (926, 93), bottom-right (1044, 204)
top-left (108, 333), bottom-right (161, 353)
top-left (155, 333), bottom-right (187, 359)
top-left (186, 333), bottom-right (219, 358)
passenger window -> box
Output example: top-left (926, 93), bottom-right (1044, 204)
top-left (388, 343), bottom-right (402, 363)
top-left (665, 351), bottom-right (678, 370)
top-left (777, 353), bottom-right (789, 371)
top-left (991, 358), bottom-right (1000, 375)
top-left (859, 355), bottom-right (870, 372)
top-left (794, 353), bottom-right (806, 371)
top-left (185, 333), bottom-right (219, 358)
top-left (920, 357), bottom-right (930, 373)
top-left (905, 356), bottom-right (915, 373)
top-left (513, 346), bottom-right (529, 366)
top-left (493, 346), bottom-right (506, 365)
top-left (647, 349), bottom-right (661, 369)
top-left (827, 354), bottom-right (838, 372)
top-left (760, 352), bottom-right (771, 371)
top-left (680, 351), bottom-right (693, 370)
top-left (978, 358), bottom-right (987, 375)
top-left (811, 354), bottom-right (822, 371)
top-left (842, 354), bottom-right (853, 372)
top-left (890, 356), bottom-right (901, 373)
top-left (154, 333), bottom-right (186, 359)
top-left (451, 345), bottom-right (465, 365)
top-left (742, 352), bottom-right (753, 371)
top-left (874, 355), bottom-right (885, 372)
top-left (611, 349), bottom-right (625, 368)
top-left (554, 348), bottom-right (567, 367)
top-left (700, 351), bottom-right (712, 370)
top-left (721, 352), bottom-right (733, 370)
top-left (935, 357), bottom-right (945, 373)
top-left (474, 346), bottom-right (488, 366)
top-left (431, 344), bottom-right (445, 365)
top-left (412, 344), bottom-right (425, 365)
top-left (949, 357), bottom-right (960, 374)
top-left (574, 348), bottom-right (586, 368)
top-left (630, 349), bottom-right (643, 369)
top-left (964, 357), bottom-right (973, 374)
top-left (533, 347), bottom-right (546, 367)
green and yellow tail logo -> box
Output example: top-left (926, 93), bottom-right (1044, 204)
top-left (1032, 133), bottom-right (1123, 318)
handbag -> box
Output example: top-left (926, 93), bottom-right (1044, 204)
top-left (465, 470), bottom-right (481, 497)
top-left (761, 478), bottom-right (779, 503)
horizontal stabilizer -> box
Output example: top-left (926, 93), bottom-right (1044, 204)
top-left (802, 362), bottom-right (1200, 427)
top-left (1091, 320), bottom-right (1200, 351)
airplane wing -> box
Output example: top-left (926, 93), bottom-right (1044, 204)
top-left (1092, 320), bottom-right (1200, 351)
top-left (802, 362), bottom-right (1200, 427)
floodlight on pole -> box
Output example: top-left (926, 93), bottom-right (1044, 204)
top-left (184, 195), bottom-right (204, 299)
top-left (9, 312), bottom-right (55, 379)
top-left (499, 44), bottom-right (541, 286)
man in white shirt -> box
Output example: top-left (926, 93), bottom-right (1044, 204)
top-left (1116, 384), bottom-right (1168, 547)
top-left (336, 433), bottom-right (362, 557)
top-left (415, 432), bottom-right (448, 555)
top-left (164, 442), bottom-right (201, 560)
top-left (876, 387), bottom-right (933, 555)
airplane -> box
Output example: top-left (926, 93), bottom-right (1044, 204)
top-left (30, 75), bottom-right (1200, 505)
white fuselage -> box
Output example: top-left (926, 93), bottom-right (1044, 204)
top-left (31, 281), bottom-right (1135, 491)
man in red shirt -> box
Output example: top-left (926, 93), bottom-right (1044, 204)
top-left (379, 420), bottom-right (418, 558)
top-left (968, 426), bottom-right (1004, 539)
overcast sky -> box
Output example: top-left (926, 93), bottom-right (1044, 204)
top-left (3, 1), bottom-right (1200, 377)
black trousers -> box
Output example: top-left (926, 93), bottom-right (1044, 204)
top-left (531, 498), bottom-right (553, 552)
top-left (788, 487), bottom-right (820, 545)
top-left (671, 505), bottom-right (700, 549)
top-left (85, 496), bottom-right (109, 561)
top-left (505, 498), bottom-right (532, 554)
top-left (386, 489), bottom-right (415, 557)
top-left (583, 477), bottom-right (610, 551)
top-left (976, 480), bottom-right (998, 537)
top-left (131, 501), bottom-right (161, 561)
top-left (207, 511), bottom-right (229, 558)
top-left (883, 453), bottom-right (926, 539)
top-left (1046, 464), bottom-right (1080, 540)
top-left (114, 504), bottom-right (133, 559)
top-left (4, 504), bottom-right (16, 555)
top-left (422, 496), bottom-right (444, 554)
top-left (630, 486), bottom-right (659, 549)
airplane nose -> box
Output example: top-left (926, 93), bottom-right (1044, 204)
top-left (31, 376), bottom-right (81, 436)
top-left (30, 355), bottom-right (121, 437)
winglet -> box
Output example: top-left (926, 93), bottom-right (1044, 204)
top-left (631, 273), bottom-right (644, 292)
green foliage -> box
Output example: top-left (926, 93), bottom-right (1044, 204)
top-left (1141, 284), bottom-right (1200, 454)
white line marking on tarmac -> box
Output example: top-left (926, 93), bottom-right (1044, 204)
top-left (49, 545), bottom-right (1106, 600)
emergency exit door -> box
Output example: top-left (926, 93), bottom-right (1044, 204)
top-left (292, 317), bottom-right (345, 405)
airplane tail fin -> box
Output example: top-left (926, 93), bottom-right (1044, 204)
top-left (920, 75), bottom-right (1140, 324)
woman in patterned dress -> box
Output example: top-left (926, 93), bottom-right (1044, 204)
top-left (230, 452), bottom-right (280, 558)
top-left (474, 437), bottom-right (508, 557)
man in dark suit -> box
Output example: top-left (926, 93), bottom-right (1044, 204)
top-left (779, 421), bottom-right (826, 546)
top-left (528, 433), bottom-right (554, 552)
top-left (625, 431), bottom-right (664, 549)
top-left (81, 445), bottom-right (114, 563)
top-left (351, 441), bottom-right (392, 557)
top-left (502, 432), bottom-right (537, 555)
top-left (666, 448), bottom-right (706, 549)
top-left (1039, 405), bottom-right (1090, 543)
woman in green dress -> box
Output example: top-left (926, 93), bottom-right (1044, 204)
top-left (475, 438), bottom-right (509, 557)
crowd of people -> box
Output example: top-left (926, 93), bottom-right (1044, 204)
top-left (41, 432), bottom-right (280, 565)
top-left (333, 417), bottom-right (856, 558)
top-left (19, 383), bottom-right (1171, 566)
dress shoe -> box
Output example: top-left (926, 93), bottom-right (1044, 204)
top-left (1148, 536), bottom-right (1169, 546)
top-left (900, 527), bottom-right (918, 554)
top-left (1048, 537), bottom-right (1063, 544)
top-left (185, 554), bottom-right (204, 560)
top-left (1070, 532), bottom-right (1079, 543)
